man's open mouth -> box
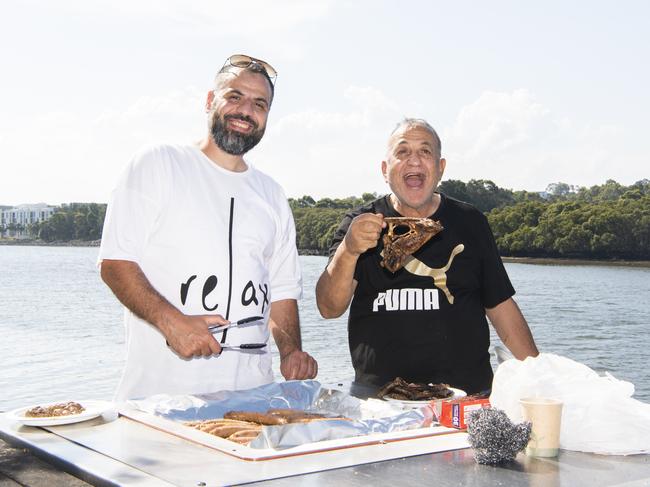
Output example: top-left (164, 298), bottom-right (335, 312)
top-left (404, 173), bottom-right (425, 188)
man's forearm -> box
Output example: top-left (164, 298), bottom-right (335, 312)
top-left (315, 241), bottom-right (358, 318)
top-left (101, 259), bottom-right (225, 358)
top-left (269, 299), bottom-right (301, 358)
top-left (486, 298), bottom-right (539, 359)
top-left (100, 259), bottom-right (182, 336)
top-left (270, 299), bottom-right (318, 380)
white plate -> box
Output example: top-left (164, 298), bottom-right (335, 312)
top-left (382, 387), bottom-right (467, 407)
top-left (6, 400), bottom-right (113, 426)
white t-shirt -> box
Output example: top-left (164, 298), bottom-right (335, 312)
top-left (99, 144), bottom-right (302, 401)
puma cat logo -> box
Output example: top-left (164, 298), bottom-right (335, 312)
top-left (370, 244), bottom-right (465, 312)
top-left (403, 244), bottom-right (465, 304)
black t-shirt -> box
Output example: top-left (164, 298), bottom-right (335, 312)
top-left (328, 194), bottom-right (515, 394)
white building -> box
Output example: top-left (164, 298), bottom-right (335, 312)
top-left (0, 203), bottom-right (57, 229)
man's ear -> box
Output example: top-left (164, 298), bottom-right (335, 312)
top-left (205, 91), bottom-right (215, 113)
top-left (381, 160), bottom-right (388, 182)
top-left (439, 157), bottom-right (446, 175)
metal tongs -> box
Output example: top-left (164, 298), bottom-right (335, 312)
top-left (166, 316), bottom-right (266, 351)
top-left (208, 315), bottom-right (264, 334)
top-left (220, 343), bottom-right (267, 351)
top-left (211, 315), bottom-right (266, 352)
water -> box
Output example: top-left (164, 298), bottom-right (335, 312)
top-left (1, 246), bottom-right (649, 411)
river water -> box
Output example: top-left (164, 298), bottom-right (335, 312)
top-left (1, 246), bottom-right (648, 411)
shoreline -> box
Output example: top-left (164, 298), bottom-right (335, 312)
top-left (2, 239), bottom-right (649, 268)
top-left (0, 239), bottom-right (100, 247)
top-left (501, 256), bottom-right (650, 268)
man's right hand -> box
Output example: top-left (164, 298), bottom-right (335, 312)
top-left (164, 314), bottom-right (229, 359)
top-left (100, 259), bottom-right (231, 359)
top-left (343, 213), bottom-right (385, 256)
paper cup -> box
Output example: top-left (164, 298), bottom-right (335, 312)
top-left (519, 397), bottom-right (563, 457)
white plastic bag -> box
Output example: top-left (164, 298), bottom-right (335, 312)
top-left (489, 353), bottom-right (650, 455)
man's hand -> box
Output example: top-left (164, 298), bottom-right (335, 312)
top-left (280, 350), bottom-right (318, 380)
top-left (164, 314), bottom-right (229, 359)
top-left (343, 213), bottom-right (385, 256)
top-left (269, 299), bottom-right (318, 380)
top-left (315, 213), bottom-right (384, 318)
top-left (100, 259), bottom-right (230, 359)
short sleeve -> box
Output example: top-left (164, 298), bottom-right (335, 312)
top-left (328, 212), bottom-right (355, 259)
top-left (328, 208), bottom-right (368, 281)
top-left (98, 147), bottom-right (169, 266)
top-left (478, 213), bottom-right (515, 308)
top-left (268, 193), bottom-right (302, 302)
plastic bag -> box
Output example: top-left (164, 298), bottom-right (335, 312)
top-left (489, 353), bottom-right (650, 455)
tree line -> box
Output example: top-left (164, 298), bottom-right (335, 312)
top-left (6, 179), bottom-right (649, 260)
top-left (487, 180), bottom-right (650, 260)
top-left (26, 203), bottom-right (107, 242)
top-left (289, 179), bottom-right (650, 260)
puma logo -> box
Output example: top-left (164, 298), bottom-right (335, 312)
top-left (403, 244), bottom-right (465, 304)
top-left (372, 288), bottom-right (439, 312)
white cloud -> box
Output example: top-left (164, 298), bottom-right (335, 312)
top-left (442, 89), bottom-right (636, 191)
top-left (343, 85), bottom-right (400, 112)
top-left (269, 86), bottom-right (398, 134)
top-left (251, 85), bottom-right (401, 199)
top-left (3, 83), bottom-right (645, 207)
top-left (147, 0), bottom-right (333, 34)
top-left (25, 0), bottom-right (333, 36)
top-left (1, 83), bottom-right (398, 205)
top-left (95, 86), bottom-right (205, 144)
top-left (0, 86), bottom-right (206, 205)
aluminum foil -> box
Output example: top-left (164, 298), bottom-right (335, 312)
top-left (128, 380), bottom-right (435, 449)
top-left (128, 380), bottom-right (323, 420)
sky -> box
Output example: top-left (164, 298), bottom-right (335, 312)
top-left (1, 0), bottom-right (649, 206)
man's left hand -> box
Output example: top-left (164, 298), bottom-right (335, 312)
top-left (280, 350), bottom-right (318, 380)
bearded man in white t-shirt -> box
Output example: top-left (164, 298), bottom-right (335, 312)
top-left (99, 54), bottom-right (318, 401)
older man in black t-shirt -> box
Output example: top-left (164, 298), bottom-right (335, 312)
top-left (315, 118), bottom-right (538, 394)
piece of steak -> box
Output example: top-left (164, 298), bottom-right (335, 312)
top-left (377, 377), bottom-right (454, 401)
top-left (381, 217), bottom-right (443, 272)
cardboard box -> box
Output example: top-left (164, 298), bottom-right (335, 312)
top-left (436, 396), bottom-right (491, 429)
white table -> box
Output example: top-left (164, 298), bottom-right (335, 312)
top-left (1, 382), bottom-right (648, 486)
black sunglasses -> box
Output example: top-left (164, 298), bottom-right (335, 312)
top-left (221, 54), bottom-right (277, 83)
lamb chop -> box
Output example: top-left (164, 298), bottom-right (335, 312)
top-left (377, 377), bottom-right (454, 401)
top-left (381, 217), bottom-right (443, 272)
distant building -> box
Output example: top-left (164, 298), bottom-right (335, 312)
top-left (0, 203), bottom-right (57, 230)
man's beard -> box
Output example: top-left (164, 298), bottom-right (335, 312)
top-left (210, 113), bottom-right (265, 156)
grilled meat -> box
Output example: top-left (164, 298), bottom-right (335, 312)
top-left (381, 217), bottom-right (443, 272)
top-left (25, 401), bottom-right (85, 418)
top-left (377, 377), bottom-right (454, 401)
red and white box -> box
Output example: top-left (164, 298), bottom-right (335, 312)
top-left (435, 396), bottom-right (491, 429)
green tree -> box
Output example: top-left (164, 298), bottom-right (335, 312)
top-left (486, 186), bottom-right (650, 260)
top-left (546, 182), bottom-right (579, 198)
top-left (288, 186), bottom-right (650, 259)
top-left (37, 203), bottom-right (107, 242)
top-left (439, 179), bottom-right (515, 212)
top-left (288, 195), bottom-right (316, 210)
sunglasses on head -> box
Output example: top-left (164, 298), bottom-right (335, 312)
top-left (221, 54), bottom-right (277, 83)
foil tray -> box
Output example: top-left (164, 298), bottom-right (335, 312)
top-left (119, 380), bottom-right (463, 461)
